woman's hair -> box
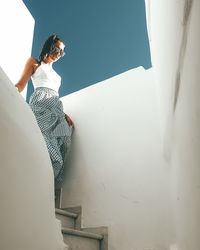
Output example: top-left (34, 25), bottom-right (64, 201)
top-left (38, 34), bottom-right (65, 63)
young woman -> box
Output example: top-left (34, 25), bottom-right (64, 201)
top-left (16, 34), bottom-right (74, 189)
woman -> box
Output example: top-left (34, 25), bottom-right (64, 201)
top-left (15, 34), bottom-right (74, 189)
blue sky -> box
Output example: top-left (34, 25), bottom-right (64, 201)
top-left (23, 0), bottom-right (151, 99)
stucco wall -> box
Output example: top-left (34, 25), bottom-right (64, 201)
top-left (146, 1), bottom-right (200, 249)
top-left (0, 66), bottom-right (67, 250)
top-left (61, 67), bottom-right (174, 250)
top-left (0, 1), bottom-right (67, 249)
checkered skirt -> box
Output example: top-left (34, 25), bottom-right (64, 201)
top-left (29, 87), bottom-right (73, 188)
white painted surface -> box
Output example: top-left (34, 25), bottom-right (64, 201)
top-left (0, 67), bottom-right (67, 250)
top-left (146, 1), bottom-right (200, 249)
top-left (145, 0), bottom-right (184, 152)
top-left (61, 67), bottom-right (174, 250)
top-left (0, 1), bottom-right (67, 249)
top-left (0, 0), bottom-right (34, 98)
top-left (171, 1), bottom-right (200, 249)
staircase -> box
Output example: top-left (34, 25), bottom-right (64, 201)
top-left (55, 190), bottom-right (108, 250)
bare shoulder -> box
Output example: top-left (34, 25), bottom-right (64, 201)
top-left (26, 57), bottom-right (39, 66)
top-left (25, 57), bottom-right (40, 74)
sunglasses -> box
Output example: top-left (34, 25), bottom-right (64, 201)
top-left (50, 46), bottom-right (65, 57)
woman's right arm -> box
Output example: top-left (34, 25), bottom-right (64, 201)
top-left (15, 57), bottom-right (37, 93)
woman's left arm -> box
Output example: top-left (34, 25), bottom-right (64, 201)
top-left (64, 113), bottom-right (74, 128)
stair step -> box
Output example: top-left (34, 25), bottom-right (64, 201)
top-left (55, 208), bottom-right (78, 218)
top-left (55, 208), bottom-right (78, 229)
top-left (62, 227), bottom-right (103, 240)
top-left (62, 227), bottom-right (103, 250)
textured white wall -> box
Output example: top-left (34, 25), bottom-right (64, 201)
top-left (145, 0), bottom-right (184, 152)
top-left (171, 1), bottom-right (200, 249)
top-left (0, 0), bottom-right (34, 98)
top-left (146, 1), bottom-right (200, 249)
top-left (61, 67), bottom-right (174, 250)
top-left (0, 67), bottom-right (67, 250)
top-left (0, 1), bottom-right (67, 249)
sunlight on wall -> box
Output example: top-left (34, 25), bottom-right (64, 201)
top-left (61, 67), bottom-right (173, 250)
top-left (0, 0), bottom-right (34, 98)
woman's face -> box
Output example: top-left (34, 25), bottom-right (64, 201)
top-left (47, 41), bottom-right (65, 63)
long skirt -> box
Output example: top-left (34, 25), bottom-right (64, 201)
top-left (29, 87), bottom-right (73, 189)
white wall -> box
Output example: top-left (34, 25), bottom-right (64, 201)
top-left (0, 1), bottom-right (67, 249)
top-left (61, 67), bottom-right (174, 250)
top-left (0, 0), bottom-right (34, 98)
top-left (146, 1), bottom-right (200, 249)
top-left (171, 1), bottom-right (200, 249)
top-left (145, 0), bottom-right (185, 154)
top-left (0, 67), bottom-right (67, 250)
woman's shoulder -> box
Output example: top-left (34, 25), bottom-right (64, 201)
top-left (24, 57), bottom-right (38, 69)
top-left (26, 57), bottom-right (39, 66)
top-left (26, 57), bottom-right (40, 74)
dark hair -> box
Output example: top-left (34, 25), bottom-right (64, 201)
top-left (38, 34), bottom-right (65, 63)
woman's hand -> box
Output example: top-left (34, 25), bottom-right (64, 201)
top-left (64, 113), bottom-right (74, 128)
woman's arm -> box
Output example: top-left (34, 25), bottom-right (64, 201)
top-left (64, 113), bottom-right (74, 128)
top-left (15, 57), bottom-right (38, 92)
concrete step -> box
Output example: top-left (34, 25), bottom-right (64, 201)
top-left (62, 227), bottom-right (103, 250)
top-left (55, 208), bottom-right (78, 229)
top-left (55, 206), bottom-right (108, 249)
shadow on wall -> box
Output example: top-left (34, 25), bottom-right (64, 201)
top-left (146, 1), bottom-right (200, 250)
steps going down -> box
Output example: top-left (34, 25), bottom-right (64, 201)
top-left (55, 207), bottom-right (108, 250)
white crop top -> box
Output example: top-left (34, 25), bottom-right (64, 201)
top-left (31, 62), bottom-right (61, 92)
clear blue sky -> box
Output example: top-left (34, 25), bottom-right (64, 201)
top-left (23, 0), bottom-right (151, 99)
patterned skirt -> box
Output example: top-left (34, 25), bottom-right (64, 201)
top-left (29, 87), bottom-right (73, 188)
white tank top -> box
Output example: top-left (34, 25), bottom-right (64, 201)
top-left (31, 62), bottom-right (61, 92)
